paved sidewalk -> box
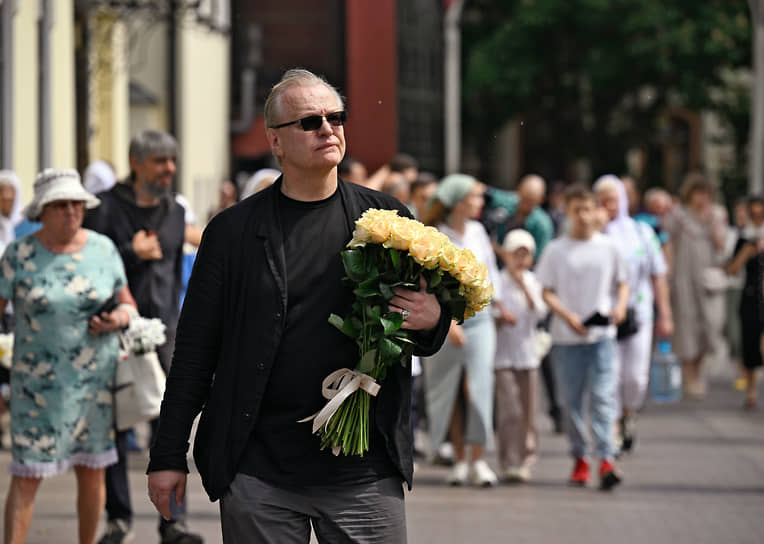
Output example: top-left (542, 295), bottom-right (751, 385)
top-left (1, 376), bottom-right (762, 543)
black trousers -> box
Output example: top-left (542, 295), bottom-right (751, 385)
top-left (105, 325), bottom-right (186, 532)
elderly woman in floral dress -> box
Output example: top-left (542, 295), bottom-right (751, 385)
top-left (1, 169), bottom-right (136, 544)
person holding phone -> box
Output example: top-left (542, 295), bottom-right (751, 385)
top-left (1, 169), bottom-right (136, 544)
top-left (536, 185), bottom-right (629, 490)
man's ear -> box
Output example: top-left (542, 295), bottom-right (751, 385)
top-left (266, 128), bottom-right (283, 161)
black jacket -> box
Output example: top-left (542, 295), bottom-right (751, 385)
top-left (147, 177), bottom-right (450, 501)
top-left (83, 182), bottom-right (185, 329)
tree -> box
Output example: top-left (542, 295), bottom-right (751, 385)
top-left (462, 0), bottom-right (751, 187)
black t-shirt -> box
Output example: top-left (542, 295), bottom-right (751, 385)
top-left (239, 188), bottom-right (397, 486)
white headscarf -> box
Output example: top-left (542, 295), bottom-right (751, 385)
top-left (594, 175), bottom-right (637, 242)
top-left (0, 170), bottom-right (23, 245)
top-left (241, 168), bottom-right (281, 200)
top-left (83, 160), bottom-right (117, 195)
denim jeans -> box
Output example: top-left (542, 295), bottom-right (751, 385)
top-left (552, 339), bottom-right (617, 460)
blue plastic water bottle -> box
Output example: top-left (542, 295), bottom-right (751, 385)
top-left (650, 340), bottom-right (682, 403)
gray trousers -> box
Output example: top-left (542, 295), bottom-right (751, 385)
top-left (220, 473), bottom-right (407, 544)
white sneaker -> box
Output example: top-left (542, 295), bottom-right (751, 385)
top-left (445, 460), bottom-right (470, 486)
top-left (470, 459), bottom-right (498, 487)
top-left (503, 465), bottom-right (525, 483)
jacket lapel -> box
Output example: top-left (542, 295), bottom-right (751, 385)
top-left (255, 177), bottom-right (288, 312)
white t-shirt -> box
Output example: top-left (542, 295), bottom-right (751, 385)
top-left (536, 232), bottom-right (628, 345)
top-left (494, 269), bottom-right (548, 369)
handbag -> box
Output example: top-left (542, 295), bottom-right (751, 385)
top-left (616, 307), bottom-right (639, 340)
top-left (113, 339), bottom-right (166, 431)
top-left (701, 267), bottom-right (728, 293)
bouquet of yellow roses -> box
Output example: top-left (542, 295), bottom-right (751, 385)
top-left (299, 209), bottom-right (493, 456)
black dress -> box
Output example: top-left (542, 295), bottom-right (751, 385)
top-left (735, 238), bottom-right (764, 369)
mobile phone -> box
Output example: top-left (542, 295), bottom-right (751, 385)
top-left (582, 312), bottom-right (611, 327)
top-left (92, 294), bottom-right (118, 318)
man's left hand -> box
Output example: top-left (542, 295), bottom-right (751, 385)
top-left (389, 276), bottom-right (441, 331)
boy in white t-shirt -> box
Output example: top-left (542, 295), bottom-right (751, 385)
top-left (536, 185), bottom-right (629, 490)
top-left (494, 229), bottom-right (548, 483)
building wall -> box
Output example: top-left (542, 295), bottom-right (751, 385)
top-left (344, 0), bottom-right (397, 171)
top-left (177, 19), bottom-right (230, 222)
top-left (88, 13), bottom-right (130, 178)
top-left (12, 1), bottom-right (39, 197)
top-left (51, 0), bottom-right (77, 172)
top-left (127, 17), bottom-right (170, 136)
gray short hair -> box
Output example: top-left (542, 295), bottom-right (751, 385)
top-left (264, 69), bottom-right (344, 128)
top-left (129, 130), bottom-right (178, 163)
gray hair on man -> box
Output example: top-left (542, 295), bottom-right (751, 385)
top-left (128, 130), bottom-right (178, 163)
top-left (264, 68), bottom-right (344, 129)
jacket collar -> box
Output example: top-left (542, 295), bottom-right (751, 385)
top-left (254, 174), bottom-right (360, 240)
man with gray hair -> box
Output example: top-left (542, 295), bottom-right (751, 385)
top-left (147, 69), bottom-right (449, 543)
top-left (84, 130), bottom-right (202, 544)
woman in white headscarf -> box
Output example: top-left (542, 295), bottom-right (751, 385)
top-left (594, 175), bottom-right (673, 453)
top-left (83, 160), bottom-right (117, 195)
top-left (240, 168), bottom-right (281, 200)
top-left (0, 170), bottom-right (24, 247)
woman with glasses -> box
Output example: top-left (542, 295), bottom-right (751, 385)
top-left (1, 169), bottom-right (136, 544)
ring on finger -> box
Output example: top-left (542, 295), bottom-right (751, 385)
top-left (401, 309), bottom-right (410, 321)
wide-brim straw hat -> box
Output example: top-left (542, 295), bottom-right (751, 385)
top-left (23, 168), bottom-right (100, 221)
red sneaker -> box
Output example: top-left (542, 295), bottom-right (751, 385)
top-left (599, 459), bottom-right (622, 491)
top-left (569, 457), bottom-right (589, 486)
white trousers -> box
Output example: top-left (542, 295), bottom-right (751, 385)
top-left (616, 321), bottom-right (654, 413)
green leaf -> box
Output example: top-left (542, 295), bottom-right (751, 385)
top-left (354, 286), bottom-right (380, 298)
top-left (427, 271), bottom-right (442, 289)
top-left (379, 283), bottom-right (394, 300)
top-left (380, 312), bottom-right (403, 335)
top-left (328, 313), bottom-right (345, 333)
top-left (389, 248), bottom-right (401, 270)
top-left (342, 250), bottom-right (368, 282)
top-left (380, 337), bottom-right (403, 360)
top-left (357, 349), bottom-right (378, 373)
top-left (366, 305), bottom-right (382, 320)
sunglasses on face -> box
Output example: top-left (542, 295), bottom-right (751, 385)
top-left (270, 110), bottom-right (347, 131)
top-left (48, 200), bottom-right (85, 211)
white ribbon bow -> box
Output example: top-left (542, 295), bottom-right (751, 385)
top-left (298, 368), bottom-right (381, 456)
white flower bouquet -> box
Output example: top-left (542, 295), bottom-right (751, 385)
top-left (122, 317), bottom-right (166, 356)
top-left (300, 209), bottom-right (493, 456)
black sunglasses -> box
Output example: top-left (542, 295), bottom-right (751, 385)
top-left (270, 110), bottom-right (347, 131)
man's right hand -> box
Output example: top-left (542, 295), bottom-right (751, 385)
top-left (133, 230), bottom-right (163, 260)
top-left (148, 470), bottom-right (186, 520)
top-left (564, 312), bottom-right (587, 336)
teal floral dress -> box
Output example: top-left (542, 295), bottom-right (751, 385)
top-left (0, 231), bottom-right (126, 478)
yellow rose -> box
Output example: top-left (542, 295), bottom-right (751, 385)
top-left (438, 242), bottom-right (461, 272)
top-left (348, 225), bottom-right (372, 247)
top-left (387, 218), bottom-right (422, 251)
top-left (409, 230), bottom-right (444, 269)
top-left (366, 219), bottom-right (392, 244)
top-left (451, 249), bottom-right (478, 283)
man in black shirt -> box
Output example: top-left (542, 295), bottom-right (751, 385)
top-left (85, 131), bottom-right (202, 544)
top-left (147, 69), bottom-right (450, 542)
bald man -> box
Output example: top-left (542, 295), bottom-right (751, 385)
top-left (487, 174), bottom-right (554, 259)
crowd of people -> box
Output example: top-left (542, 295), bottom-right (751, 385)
top-left (0, 68), bottom-right (761, 543)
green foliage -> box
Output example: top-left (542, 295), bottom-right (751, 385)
top-left (462, 0), bottom-right (752, 181)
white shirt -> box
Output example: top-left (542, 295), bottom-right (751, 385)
top-left (494, 269), bottom-right (547, 369)
top-left (536, 233), bottom-right (628, 345)
top-left (610, 220), bottom-right (667, 325)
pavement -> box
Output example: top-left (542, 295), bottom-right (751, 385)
top-left (1, 372), bottom-right (763, 544)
